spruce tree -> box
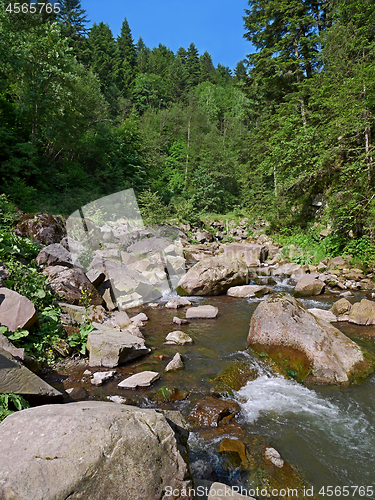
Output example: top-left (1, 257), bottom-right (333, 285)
top-left (117, 18), bottom-right (137, 96)
top-left (186, 43), bottom-right (200, 89)
top-left (199, 51), bottom-right (215, 83)
top-left (57, 0), bottom-right (89, 38)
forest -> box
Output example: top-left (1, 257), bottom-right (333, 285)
top-left (0, 0), bottom-right (374, 250)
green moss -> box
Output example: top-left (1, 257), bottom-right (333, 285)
top-left (212, 362), bottom-right (258, 392)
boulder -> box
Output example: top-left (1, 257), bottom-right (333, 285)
top-left (331, 298), bottom-right (352, 317)
top-left (348, 299), bottom-right (375, 325)
top-left (247, 293), bottom-right (372, 385)
top-left (47, 268), bottom-right (103, 306)
top-left (327, 256), bottom-right (346, 269)
top-left (294, 275), bottom-right (325, 297)
top-left (0, 288), bottom-right (38, 332)
top-left (226, 285), bottom-right (272, 298)
top-left (221, 243), bottom-right (268, 265)
top-left (118, 371), bottom-right (160, 389)
top-left (0, 401), bottom-right (193, 500)
top-left (102, 311), bottom-right (132, 329)
top-left (85, 268), bottom-right (105, 287)
top-left (90, 370), bottom-right (116, 386)
top-left (0, 348), bottom-right (62, 403)
top-left (165, 298), bottom-right (192, 309)
top-left (308, 308), bottom-right (337, 323)
top-left (165, 353), bottom-right (184, 372)
top-left (207, 482), bottom-right (254, 500)
top-left (186, 305), bottom-right (218, 319)
top-left (176, 257), bottom-right (248, 296)
top-left (188, 396), bottom-right (240, 427)
top-left (15, 213), bottom-right (66, 245)
top-left (196, 230), bottom-right (214, 243)
top-left (87, 323), bottom-right (150, 367)
top-left (0, 334), bottom-right (24, 360)
top-left (36, 243), bottom-right (73, 268)
top-left (271, 263), bottom-right (302, 277)
top-left (130, 312), bottom-right (148, 323)
top-left (165, 331), bottom-right (193, 345)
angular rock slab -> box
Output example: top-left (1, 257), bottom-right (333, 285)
top-left (308, 308), bottom-right (337, 323)
top-left (47, 268), bottom-right (103, 306)
top-left (0, 288), bottom-right (38, 332)
top-left (226, 285), bottom-right (272, 298)
top-left (87, 323), bottom-right (150, 367)
top-left (165, 298), bottom-right (192, 309)
top-left (36, 243), bottom-right (73, 268)
top-left (186, 305), bottom-right (218, 319)
top-left (0, 401), bottom-right (193, 500)
top-left (118, 371), bottom-right (160, 389)
top-left (247, 294), bottom-right (371, 385)
top-left (165, 353), bottom-right (184, 372)
top-left (165, 331), bottom-right (193, 345)
top-left (0, 348), bottom-right (62, 401)
top-left (177, 257), bottom-right (248, 296)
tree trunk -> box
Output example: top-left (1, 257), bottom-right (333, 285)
top-left (185, 115), bottom-right (191, 186)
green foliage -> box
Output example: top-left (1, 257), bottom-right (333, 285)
top-left (0, 393), bottom-right (30, 423)
top-left (138, 189), bottom-right (170, 226)
top-left (0, 194), bottom-right (19, 229)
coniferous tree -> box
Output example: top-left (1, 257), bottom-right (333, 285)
top-left (199, 51), bottom-right (215, 83)
top-left (56, 0), bottom-right (89, 38)
top-left (136, 37), bottom-right (149, 73)
top-left (186, 43), bottom-right (201, 89)
top-left (117, 17), bottom-right (137, 96)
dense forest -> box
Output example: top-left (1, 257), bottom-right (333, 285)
top-left (0, 0), bottom-right (374, 246)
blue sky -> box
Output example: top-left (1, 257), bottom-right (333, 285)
top-left (81, 0), bottom-right (254, 71)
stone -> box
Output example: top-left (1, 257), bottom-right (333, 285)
top-left (154, 387), bottom-right (189, 403)
top-left (165, 298), bottom-right (192, 309)
top-left (207, 482), bottom-right (254, 500)
top-left (36, 243), bottom-right (73, 268)
top-left (331, 298), bottom-right (352, 317)
top-left (271, 262), bottom-right (303, 277)
top-left (47, 268), bottom-right (103, 306)
top-left (0, 288), bottom-right (38, 332)
top-left (107, 395), bottom-right (129, 404)
top-left (212, 362), bottom-right (258, 392)
top-left (264, 447), bottom-right (284, 468)
top-left (0, 334), bottom-right (25, 360)
top-left (348, 299), bottom-right (375, 325)
top-left (327, 256), bottom-right (346, 269)
top-left (226, 285), bottom-right (272, 298)
top-left (308, 308), bottom-right (337, 323)
top-left (65, 387), bottom-right (87, 400)
top-left (247, 293), bottom-right (371, 385)
top-left (91, 370), bottom-right (116, 386)
top-left (0, 401), bottom-right (193, 500)
top-left (85, 268), bottom-right (105, 287)
top-left (218, 438), bottom-right (248, 463)
top-left (196, 230), bottom-right (214, 243)
top-left (294, 275), bottom-right (325, 297)
top-left (0, 348), bottom-right (62, 402)
top-left (221, 243), bottom-right (268, 265)
top-left (97, 279), bottom-right (116, 310)
top-left (130, 312), bottom-right (148, 323)
top-left (87, 323), bottom-right (150, 368)
top-left (165, 353), bottom-right (184, 372)
top-left (189, 396), bottom-right (240, 427)
top-left (118, 371), bottom-right (160, 389)
top-left (173, 317), bottom-right (189, 326)
top-left (165, 331), bottom-right (193, 345)
top-left (15, 213), bottom-right (66, 245)
top-left (186, 305), bottom-right (218, 319)
top-left (177, 257), bottom-right (248, 296)
top-left (102, 311), bottom-right (132, 329)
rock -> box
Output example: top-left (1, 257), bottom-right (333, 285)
top-left (340, 291), bottom-right (354, 298)
top-left (271, 263), bottom-right (302, 277)
top-left (15, 213), bottom-right (66, 245)
top-left (308, 308), bottom-right (337, 323)
top-left (331, 298), bottom-right (352, 317)
top-left (65, 387), bottom-right (87, 400)
top-left (154, 386), bottom-right (189, 403)
top-left (294, 275), bottom-right (325, 297)
top-left (87, 323), bottom-right (150, 368)
top-left (130, 312), bottom-right (148, 323)
top-left (102, 310), bottom-right (132, 329)
top-left (221, 243), bottom-right (268, 265)
top-left (83, 369), bottom-right (91, 375)
top-left (190, 460), bottom-right (218, 482)
top-left (107, 395), bottom-right (130, 404)
top-left (91, 370), bottom-right (116, 386)
top-left (0, 334), bottom-right (25, 360)
top-left (226, 285), bottom-right (272, 298)
top-left (0, 288), bottom-right (38, 332)
top-left (165, 298), bottom-right (192, 309)
top-left (264, 447), bottom-right (284, 468)
top-left (173, 317), bottom-right (189, 326)
top-left (186, 305), bottom-right (218, 319)
top-left (118, 371), bottom-right (160, 389)
top-left (348, 299), bottom-right (375, 325)
top-left (189, 396), bottom-right (240, 427)
top-left (212, 362), bottom-right (258, 392)
top-left (196, 230), bottom-right (214, 243)
top-left (218, 438), bottom-right (248, 464)
top-left (165, 353), bottom-right (184, 372)
top-left (0, 348), bottom-right (62, 403)
top-left (47, 268), bottom-right (103, 306)
top-left (0, 401), bottom-right (193, 500)
top-left (207, 482), bottom-right (254, 500)
top-left (97, 279), bottom-right (116, 310)
top-left (327, 256), bottom-right (346, 269)
top-left (85, 268), bottom-right (105, 287)
top-left (247, 293), bottom-right (372, 385)
top-left (36, 243), bottom-right (73, 268)
top-left (165, 331), bottom-right (193, 345)
top-left (177, 257), bottom-right (248, 296)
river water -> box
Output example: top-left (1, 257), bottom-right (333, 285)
top-left (51, 275), bottom-right (375, 499)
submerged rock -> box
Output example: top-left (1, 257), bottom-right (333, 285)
top-left (247, 293), bottom-right (373, 385)
top-left (165, 353), bottom-right (184, 372)
top-left (189, 396), bottom-right (240, 427)
top-left (0, 401), bottom-right (193, 500)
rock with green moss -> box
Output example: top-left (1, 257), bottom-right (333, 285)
top-left (212, 362), bottom-right (258, 394)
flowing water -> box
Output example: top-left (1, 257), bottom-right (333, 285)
top-left (49, 276), bottom-right (375, 498)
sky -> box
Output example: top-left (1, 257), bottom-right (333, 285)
top-left (81, 0), bottom-right (254, 71)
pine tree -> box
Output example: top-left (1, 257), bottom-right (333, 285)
top-left (57, 0), bottom-right (89, 38)
top-left (136, 37), bottom-right (149, 73)
top-left (117, 18), bottom-right (137, 96)
top-left (186, 43), bottom-right (201, 89)
top-left (199, 51), bottom-right (215, 83)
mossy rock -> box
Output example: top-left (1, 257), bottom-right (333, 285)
top-left (154, 386), bottom-right (189, 403)
top-left (212, 362), bottom-right (258, 392)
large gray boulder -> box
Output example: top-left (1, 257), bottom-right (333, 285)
top-left (247, 293), bottom-right (372, 385)
top-left (0, 288), bottom-right (38, 332)
top-left (348, 299), bottom-right (375, 325)
top-left (226, 285), bottom-right (272, 298)
top-left (0, 401), bottom-right (193, 500)
top-left (177, 257), bottom-right (248, 296)
top-left (0, 348), bottom-right (62, 402)
top-left (221, 243), bottom-right (268, 265)
top-left (294, 275), bottom-right (325, 297)
top-left (87, 322), bottom-right (150, 367)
